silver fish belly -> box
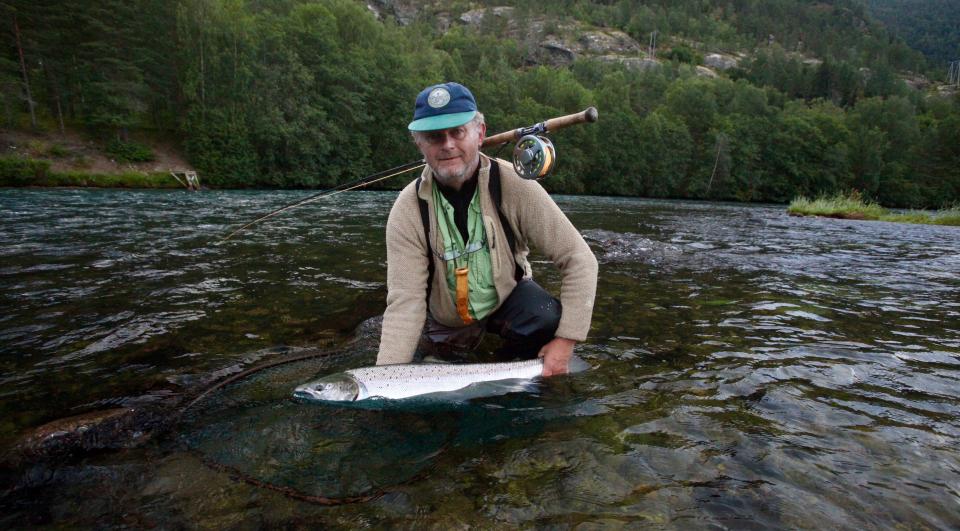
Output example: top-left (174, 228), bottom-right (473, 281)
top-left (293, 358), bottom-right (546, 402)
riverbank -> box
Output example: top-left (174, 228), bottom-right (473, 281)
top-left (1, 157), bottom-right (179, 188)
top-left (788, 192), bottom-right (960, 226)
top-left (0, 128), bottom-right (193, 189)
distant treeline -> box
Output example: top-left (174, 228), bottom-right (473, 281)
top-left (865, 0), bottom-right (960, 69)
top-left (2, 0), bottom-right (958, 207)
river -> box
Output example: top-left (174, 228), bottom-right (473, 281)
top-left (1, 188), bottom-right (958, 527)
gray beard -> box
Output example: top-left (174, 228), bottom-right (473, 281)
top-left (433, 165), bottom-right (468, 184)
top-left (432, 156), bottom-right (479, 189)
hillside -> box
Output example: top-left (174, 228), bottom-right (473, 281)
top-left (864, 0), bottom-right (960, 70)
top-left (2, 0), bottom-right (958, 206)
top-left (0, 128), bottom-right (192, 175)
top-left (370, 0), bottom-right (928, 71)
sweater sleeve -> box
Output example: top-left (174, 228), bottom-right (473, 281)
top-left (505, 170), bottom-right (598, 342)
top-left (376, 189), bottom-right (430, 365)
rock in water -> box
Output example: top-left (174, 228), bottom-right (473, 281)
top-left (3, 407), bottom-right (163, 467)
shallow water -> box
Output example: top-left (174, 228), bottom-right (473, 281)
top-left (1, 188), bottom-right (958, 527)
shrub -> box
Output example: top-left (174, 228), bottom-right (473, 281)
top-left (106, 140), bottom-right (155, 163)
top-left (26, 140), bottom-right (47, 157)
top-left (45, 171), bottom-right (176, 188)
top-left (74, 155), bottom-right (93, 169)
top-left (0, 157), bottom-right (51, 186)
top-left (664, 44), bottom-right (702, 65)
top-left (788, 190), bottom-right (885, 219)
top-left (934, 206), bottom-right (960, 226)
top-left (47, 143), bottom-right (70, 158)
top-left (790, 193), bottom-right (960, 226)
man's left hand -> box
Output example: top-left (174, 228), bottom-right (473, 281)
top-left (538, 337), bottom-right (577, 377)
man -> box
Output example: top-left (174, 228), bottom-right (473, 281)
top-left (376, 82), bottom-right (597, 376)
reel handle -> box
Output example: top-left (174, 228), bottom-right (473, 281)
top-left (482, 106), bottom-right (598, 147)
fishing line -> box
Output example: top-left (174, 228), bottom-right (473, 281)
top-left (221, 106), bottom-right (597, 242)
top-left (221, 159), bottom-right (426, 242)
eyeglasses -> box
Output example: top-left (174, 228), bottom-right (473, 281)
top-left (417, 126), bottom-right (471, 145)
top-left (439, 239), bottom-right (486, 261)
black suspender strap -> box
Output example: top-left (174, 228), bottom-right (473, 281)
top-left (416, 176), bottom-right (434, 304)
top-left (488, 162), bottom-right (524, 281)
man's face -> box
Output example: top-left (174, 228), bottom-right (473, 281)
top-left (414, 120), bottom-right (486, 188)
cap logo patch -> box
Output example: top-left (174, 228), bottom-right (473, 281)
top-left (427, 88), bottom-right (451, 109)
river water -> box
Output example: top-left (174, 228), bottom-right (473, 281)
top-left (1, 188), bottom-right (958, 527)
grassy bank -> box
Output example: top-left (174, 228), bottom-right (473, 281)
top-left (0, 156), bottom-right (181, 189)
top-left (789, 192), bottom-right (960, 226)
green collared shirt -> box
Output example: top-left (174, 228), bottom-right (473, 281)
top-left (432, 182), bottom-right (498, 320)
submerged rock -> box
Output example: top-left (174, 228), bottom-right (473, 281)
top-left (2, 406), bottom-right (168, 469)
top-left (1, 328), bottom-right (371, 478)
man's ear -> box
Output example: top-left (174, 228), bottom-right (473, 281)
top-left (476, 122), bottom-right (487, 144)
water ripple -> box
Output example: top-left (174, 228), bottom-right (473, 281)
top-left (1, 191), bottom-right (958, 527)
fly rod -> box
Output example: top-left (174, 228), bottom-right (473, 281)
top-left (222, 106), bottom-right (598, 241)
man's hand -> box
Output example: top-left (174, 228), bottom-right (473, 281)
top-left (538, 337), bottom-right (577, 377)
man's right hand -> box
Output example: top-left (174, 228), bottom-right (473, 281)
top-left (538, 337), bottom-right (576, 377)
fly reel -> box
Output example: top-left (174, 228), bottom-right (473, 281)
top-left (513, 135), bottom-right (556, 180)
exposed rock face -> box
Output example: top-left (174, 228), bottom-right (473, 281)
top-left (537, 41), bottom-right (578, 67)
top-left (704, 53), bottom-right (739, 70)
top-left (902, 75), bottom-right (930, 91)
top-left (578, 30), bottom-right (641, 55)
top-left (364, 2), bottom-right (926, 100)
top-left (459, 6), bottom-right (515, 25)
top-left (370, 3), bottom-right (756, 75)
top-left (366, 0), bottom-right (425, 26)
top-left (452, 6), bottom-right (649, 68)
top-left (533, 31), bottom-right (646, 67)
top-left (696, 65), bottom-right (719, 78)
top-left (595, 55), bottom-right (661, 71)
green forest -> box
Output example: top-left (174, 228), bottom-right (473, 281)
top-left (2, 0), bottom-right (959, 207)
top-left (865, 0), bottom-right (960, 69)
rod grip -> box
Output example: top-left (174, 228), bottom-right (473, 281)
top-left (482, 106), bottom-right (598, 147)
top-left (544, 106), bottom-right (599, 132)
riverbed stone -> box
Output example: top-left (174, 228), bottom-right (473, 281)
top-left (3, 407), bottom-right (157, 466)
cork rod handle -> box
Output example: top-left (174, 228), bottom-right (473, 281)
top-left (482, 106), bottom-right (599, 147)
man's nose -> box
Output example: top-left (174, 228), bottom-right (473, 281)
top-left (440, 130), bottom-right (458, 149)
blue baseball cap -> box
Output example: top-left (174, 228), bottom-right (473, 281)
top-left (408, 82), bottom-right (478, 132)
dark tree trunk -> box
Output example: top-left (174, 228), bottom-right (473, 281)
top-left (13, 12), bottom-right (37, 128)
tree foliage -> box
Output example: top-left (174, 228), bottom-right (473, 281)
top-left (865, 0), bottom-right (960, 70)
top-left (1, 0), bottom-right (958, 206)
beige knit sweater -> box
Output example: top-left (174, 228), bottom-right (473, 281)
top-left (376, 155), bottom-right (598, 365)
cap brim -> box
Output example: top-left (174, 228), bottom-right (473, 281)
top-left (408, 111), bottom-right (477, 132)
